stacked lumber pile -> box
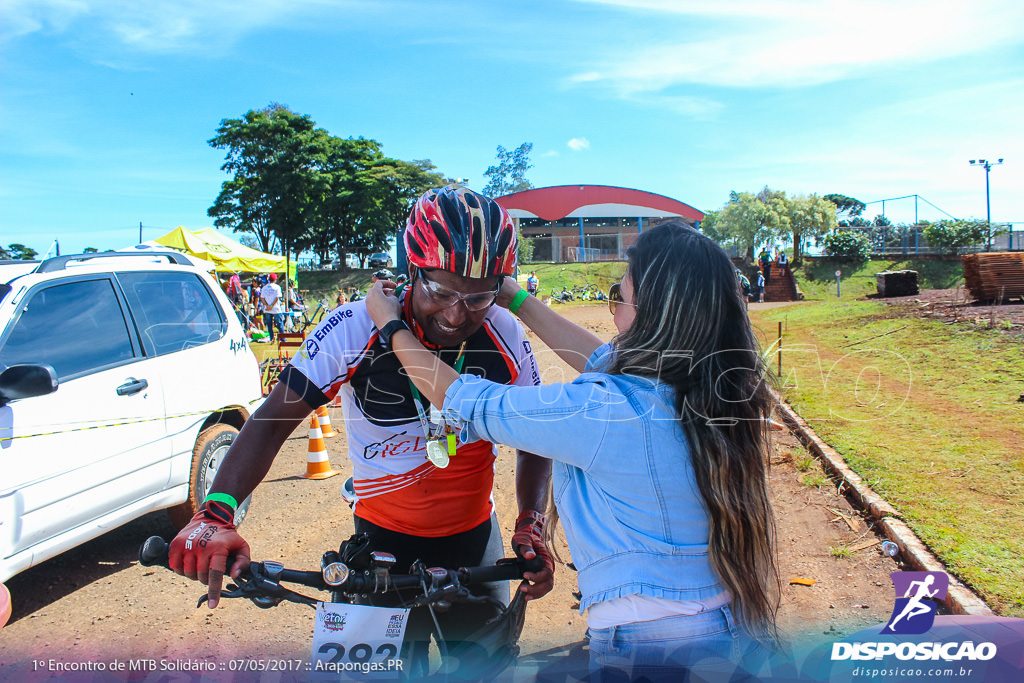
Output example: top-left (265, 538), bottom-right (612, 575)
top-left (962, 253), bottom-right (1024, 301)
top-left (876, 270), bottom-right (919, 297)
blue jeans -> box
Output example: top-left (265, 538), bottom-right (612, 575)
top-left (587, 605), bottom-right (769, 681)
top-left (263, 312), bottom-right (285, 339)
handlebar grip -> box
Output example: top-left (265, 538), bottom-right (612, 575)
top-left (460, 556), bottom-right (546, 584)
top-left (139, 536), bottom-right (170, 568)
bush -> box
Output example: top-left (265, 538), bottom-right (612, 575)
top-left (922, 219), bottom-right (988, 255)
top-left (823, 230), bottom-right (871, 263)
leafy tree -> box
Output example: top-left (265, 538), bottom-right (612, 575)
top-left (5, 243), bottom-right (38, 260)
top-left (208, 104), bottom-right (332, 263)
top-left (310, 136), bottom-right (444, 268)
top-left (872, 214), bottom-right (892, 227)
top-left (83, 247), bottom-right (99, 253)
top-left (923, 219), bottom-right (989, 255)
top-left (780, 194), bottom-right (837, 263)
top-left (823, 230), bottom-right (871, 263)
top-left (482, 143), bottom-right (533, 197)
top-left (697, 209), bottom-right (724, 242)
top-left (823, 194), bottom-right (866, 226)
top-left (712, 189), bottom-right (787, 261)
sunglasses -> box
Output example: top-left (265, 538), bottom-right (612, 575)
top-left (608, 282), bottom-right (636, 315)
top-left (417, 270), bottom-right (499, 311)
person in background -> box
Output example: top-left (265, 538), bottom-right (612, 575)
top-left (367, 221), bottom-right (780, 679)
top-left (756, 269), bottom-right (766, 303)
top-left (259, 273), bottom-right (285, 342)
top-left (776, 248), bottom-right (789, 276)
top-left (758, 247), bottom-right (772, 282)
top-left (334, 290), bottom-right (348, 308)
top-left (526, 271), bottom-right (539, 295)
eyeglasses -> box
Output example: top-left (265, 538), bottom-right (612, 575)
top-left (608, 282), bottom-right (636, 315)
top-left (417, 271), bottom-right (499, 311)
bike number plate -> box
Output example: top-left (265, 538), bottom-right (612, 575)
top-left (310, 602), bottom-right (410, 679)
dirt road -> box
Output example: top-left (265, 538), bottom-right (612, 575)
top-left (0, 304), bottom-right (901, 675)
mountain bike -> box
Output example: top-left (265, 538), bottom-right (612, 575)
top-left (139, 534), bottom-right (544, 679)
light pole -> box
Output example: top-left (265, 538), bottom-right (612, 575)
top-left (968, 158), bottom-right (1004, 250)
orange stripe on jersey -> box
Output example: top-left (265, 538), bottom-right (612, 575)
top-left (355, 461), bottom-right (436, 496)
top-left (353, 440), bottom-right (496, 537)
top-left (482, 322), bottom-right (519, 383)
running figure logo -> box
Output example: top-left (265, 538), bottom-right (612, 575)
top-left (882, 571), bottom-right (948, 635)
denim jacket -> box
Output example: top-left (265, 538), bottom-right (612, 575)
top-left (442, 343), bottom-right (724, 612)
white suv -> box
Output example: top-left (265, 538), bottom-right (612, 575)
top-left (0, 252), bottom-right (263, 583)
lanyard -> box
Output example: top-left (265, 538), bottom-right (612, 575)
top-left (408, 342), bottom-right (466, 442)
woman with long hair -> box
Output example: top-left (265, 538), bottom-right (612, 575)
top-left (366, 221), bottom-right (779, 677)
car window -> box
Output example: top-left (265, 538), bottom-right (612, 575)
top-left (1, 278), bottom-right (135, 380)
top-left (118, 271), bottom-right (227, 356)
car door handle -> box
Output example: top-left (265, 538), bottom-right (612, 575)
top-left (116, 379), bottom-right (149, 396)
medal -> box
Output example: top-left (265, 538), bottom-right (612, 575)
top-left (426, 439), bottom-right (450, 468)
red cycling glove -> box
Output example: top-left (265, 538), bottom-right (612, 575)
top-left (510, 509), bottom-right (554, 574)
top-left (168, 500), bottom-right (250, 608)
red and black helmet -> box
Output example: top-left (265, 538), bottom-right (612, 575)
top-left (403, 185), bottom-right (518, 278)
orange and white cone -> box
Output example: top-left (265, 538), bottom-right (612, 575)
top-left (316, 405), bottom-right (337, 438)
top-left (302, 414), bottom-right (340, 480)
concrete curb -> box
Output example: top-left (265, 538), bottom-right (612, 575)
top-left (772, 392), bottom-right (995, 617)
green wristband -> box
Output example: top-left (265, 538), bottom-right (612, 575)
top-left (205, 492), bottom-right (238, 510)
top-left (509, 289), bottom-right (531, 315)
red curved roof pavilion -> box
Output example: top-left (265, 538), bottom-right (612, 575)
top-left (496, 185), bottom-right (703, 262)
top-left (496, 185), bottom-right (704, 222)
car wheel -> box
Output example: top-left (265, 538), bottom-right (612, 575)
top-left (167, 424), bottom-right (251, 529)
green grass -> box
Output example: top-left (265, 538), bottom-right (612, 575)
top-left (524, 261), bottom-right (627, 298)
top-left (750, 297), bottom-right (1024, 616)
top-left (829, 545), bottom-right (853, 559)
top-left (795, 257), bottom-right (964, 300)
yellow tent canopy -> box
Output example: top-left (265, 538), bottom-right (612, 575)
top-left (153, 227), bottom-right (296, 280)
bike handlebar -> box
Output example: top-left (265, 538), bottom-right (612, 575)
top-left (139, 536), bottom-right (544, 602)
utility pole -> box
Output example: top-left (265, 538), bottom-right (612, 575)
top-left (140, 221), bottom-right (143, 244)
top-left (968, 158), bottom-right (1004, 250)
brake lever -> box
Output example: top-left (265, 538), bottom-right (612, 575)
top-left (194, 566), bottom-right (320, 609)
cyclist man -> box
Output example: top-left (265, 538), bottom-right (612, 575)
top-left (169, 185), bottom-right (554, 670)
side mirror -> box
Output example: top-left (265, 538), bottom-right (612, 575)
top-left (0, 364), bottom-right (58, 407)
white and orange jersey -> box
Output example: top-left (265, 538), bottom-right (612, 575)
top-left (280, 294), bottom-right (540, 537)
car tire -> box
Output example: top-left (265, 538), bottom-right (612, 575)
top-left (167, 424), bottom-right (251, 529)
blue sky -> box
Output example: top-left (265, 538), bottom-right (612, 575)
top-left (2, 0), bottom-right (1023, 257)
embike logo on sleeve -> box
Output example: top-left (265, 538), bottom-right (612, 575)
top-left (830, 571), bottom-right (997, 663)
top-left (300, 338), bottom-right (319, 361)
top-left (313, 308), bottom-right (354, 342)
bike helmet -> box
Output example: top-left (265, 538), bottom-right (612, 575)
top-left (404, 185), bottom-right (517, 278)
top-left (372, 269), bottom-right (394, 281)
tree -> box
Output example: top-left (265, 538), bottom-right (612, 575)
top-left (823, 194), bottom-right (866, 226)
top-left (780, 194), bottom-right (837, 263)
top-left (208, 104), bottom-right (332, 259)
top-left (923, 219), bottom-right (988, 255)
top-left (83, 247), bottom-right (99, 253)
top-left (482, 143), bottom-right (533, 197)
top-left (5, 243), bottom-right (37, 260)
top-left (823, 230), bottom-right (871, 263)
top-left (712, 189), bottom-right (787, 261)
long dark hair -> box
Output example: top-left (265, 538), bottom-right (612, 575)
top-left (607, 221), bottom-right (779, 639)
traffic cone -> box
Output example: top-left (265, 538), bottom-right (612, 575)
top-left (316, 405), bottom-right (337, 438)
top-left (302, 414), bottom-right (340, 480)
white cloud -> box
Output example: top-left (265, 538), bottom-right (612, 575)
top-left (568, 0), bottom-right (1024, 91)
top-left (541, 149), bottom-right (559, 157)
top-left (568, 137), bottom-right (591, 151)
top-left (0, 0), bottom-right (361, 53)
